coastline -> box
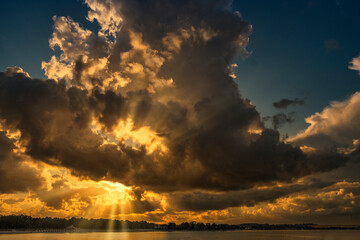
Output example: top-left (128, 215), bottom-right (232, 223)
top-left (0, 229), bottom-right (157, 234)
top-left (1, 227), bottom-right (360, 234)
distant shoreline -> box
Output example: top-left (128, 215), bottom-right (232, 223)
top-left (1, 215), bottom-right (359, 232)
top-left (0, 229), bottom-right (156, 234)
top-left (1, 228), bottom-right (360, 234)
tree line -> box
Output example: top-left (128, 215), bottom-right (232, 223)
top-left (0, 215), bottom-right (154, 230)
top-left (0, 215), bottom-right (358, 231)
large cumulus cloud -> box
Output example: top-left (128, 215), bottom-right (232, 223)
top-left (0, 0), bottom-right (350, 200)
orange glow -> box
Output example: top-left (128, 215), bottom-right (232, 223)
top-left (113, 118), bottom-right (168, 153)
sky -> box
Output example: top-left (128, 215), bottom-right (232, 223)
top-left (0, 0), bottom-right (360, 225)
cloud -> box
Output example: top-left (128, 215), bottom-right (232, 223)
top-left (0, 0), bottom-right (350, 204)
top-left (125, 187), bottom-right (162, 213)
top-left (49, 16), bottom-right (93, 62)
top-left (0, 110), bottom-right (44, 194)
top-left (167, 180), bottom-right (333, 211)
top-left (85, 0), bottom-right (123, 37)
top-left (0, 130), bottom-right (44, 193)
top-left (290, 91), bottom-right (360, 150)
top-left (0, 0), bottom-right (349, 223)
top-left (206, 181), bottom-right (360, 225)
top-left (38, 186), bottom-right (106, 210)
top-left (262, 181), bottom-right (360, 224)
top-left (349, 55), bottom-right (360, 73)
top-left (264, 112), bottom-right (295, 130)
top-left (273, 98), bottom-right (304, 109)
top-left (0, 66), bottom-right (343, 192)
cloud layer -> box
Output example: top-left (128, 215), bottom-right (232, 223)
top-left (0, 0), bottom-right (359, 224)
top-left (0, 0), bottom-right (347, 193)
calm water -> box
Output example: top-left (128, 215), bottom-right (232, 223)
top-left (0, 231), bottom-right (359, 240)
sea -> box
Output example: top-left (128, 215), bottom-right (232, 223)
top-left (0, 230), bottom-right (359, 240)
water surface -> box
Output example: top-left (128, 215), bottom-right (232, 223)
top-left (0, 230), bottom-right (359, 240)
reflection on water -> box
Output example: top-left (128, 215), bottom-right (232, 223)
top-left (0, 230), bottom-right (359, 240)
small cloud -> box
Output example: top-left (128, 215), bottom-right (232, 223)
top-left (264, 112), bottom-right (296, 130)
top-left (349, 55), bottom-right (360, 74)
top-left (273, 98), bottom-right (305, 109)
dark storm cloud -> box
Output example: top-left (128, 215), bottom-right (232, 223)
top-left (167, 180), bottom-right (333, 211)
top-left (0, 0), bottom-right (350, 195)
top-left (0, 130), bottom-right (43, 193)
top-left (0, 67), bottom-right (133, 181)
top-left (272, 98), bottom-right (304, 109)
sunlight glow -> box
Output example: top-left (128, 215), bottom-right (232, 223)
top-left (113, 118), bottom-right (168, 153)
top-left (90, 117), bottom-right (168, 153)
